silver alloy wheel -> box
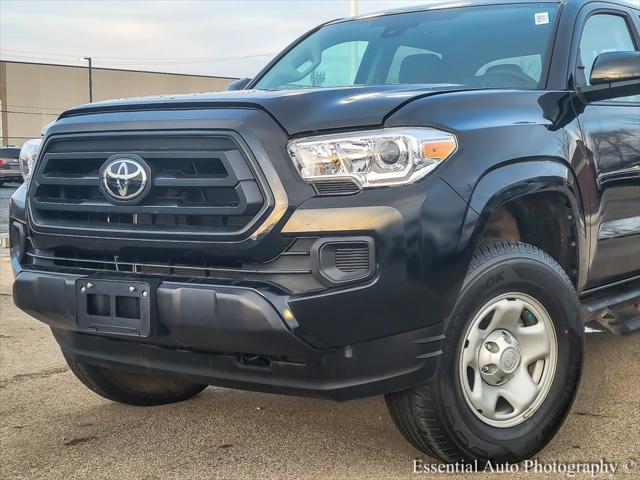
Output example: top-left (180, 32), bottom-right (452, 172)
top-left (458, 293), bottom-right (558, 428)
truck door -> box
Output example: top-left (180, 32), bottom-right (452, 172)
top-left (573, 6), bottom-right (640, 288)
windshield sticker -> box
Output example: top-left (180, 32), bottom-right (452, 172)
top-left (535, 12), bottom-right (549, 25)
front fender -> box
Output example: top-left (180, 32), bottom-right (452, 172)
top-left (455, 159), bottom-right (589, 290)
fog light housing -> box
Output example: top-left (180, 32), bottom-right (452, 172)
top-left (311, 237), bottom-right (375, 286)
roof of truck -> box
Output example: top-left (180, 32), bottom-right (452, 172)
top-left (328, 0), bottom-right (639, 24)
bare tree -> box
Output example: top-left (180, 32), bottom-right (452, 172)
top-left (310, 70), bottom-right (326, 87)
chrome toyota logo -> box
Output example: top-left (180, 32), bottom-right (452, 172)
top-left (501, 349), bottom-right (518, 372)
top-left (100, 156), bottom-right (149, 201)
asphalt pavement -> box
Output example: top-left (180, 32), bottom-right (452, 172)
top-left (1, 183), bottom-right (20, 234)
top-left (1, 253), bottom-right (639, 479)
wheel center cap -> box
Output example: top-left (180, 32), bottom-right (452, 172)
top-left (500, 348), bottom-right (518, 373)
top-left (478, 329), bottom-right (521, 385)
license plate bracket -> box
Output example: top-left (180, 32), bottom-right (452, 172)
top-left (76, 278), bottom-right (153, 337)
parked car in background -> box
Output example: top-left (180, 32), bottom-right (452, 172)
top-left (0, 146), bottom-right (23, 186)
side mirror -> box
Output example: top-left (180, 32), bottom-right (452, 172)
top-left (577, 51), bottom-right (640, 102)
top-left (590, 51), bottom-right (640, 84)
top-left (227, 78), bottom-right (252, 91)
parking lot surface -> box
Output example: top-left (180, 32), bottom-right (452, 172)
top-left (1, 184), bottom-right (20, 234)
top-left (1, 253), bottom-right (639, 479)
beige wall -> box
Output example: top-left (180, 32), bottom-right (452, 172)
top-left (0, 61), bottom-right (236, 146)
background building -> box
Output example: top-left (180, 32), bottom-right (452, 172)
top-left (0, 61), bottom-right (236, 146)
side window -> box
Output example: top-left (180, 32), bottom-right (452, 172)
top-left (578, 13), bottom-right (640, 103)
top-left (296, 41), bottom-right (368, 88)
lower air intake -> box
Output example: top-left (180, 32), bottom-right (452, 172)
top-left (335, 245), bottom-right (371, 273)
top-left (313, 180), bottom-right (361, 196)
top-left (314, 237), bottom-right (375, 285)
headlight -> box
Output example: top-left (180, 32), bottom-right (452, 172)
top-left (19, 138), bottom-right (42, 184)
top-left (287, 128), bottom-right (457, 188)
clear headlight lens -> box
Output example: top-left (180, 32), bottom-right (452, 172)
top-left (287, 128), bottom-right (457, 188)
top-left (19, 138), bottom-right (42, 184)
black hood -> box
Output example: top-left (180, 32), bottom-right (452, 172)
top-left (58, 85), bottom-right (464, 136)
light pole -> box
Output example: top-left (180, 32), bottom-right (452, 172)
top-left (348, 0), bottom-right (357, 16)
top-left (348, 0), bottom-right (358, 80)
top-left (81, 57), bottom-right (93, 102)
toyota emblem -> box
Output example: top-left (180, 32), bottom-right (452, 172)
top-left (100, 155), bottom-right (149, 202)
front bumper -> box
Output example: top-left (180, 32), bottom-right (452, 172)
top-left (13, 268), bottom-right (444, 400)
top-left (0, 169), bottom-right (22, 182)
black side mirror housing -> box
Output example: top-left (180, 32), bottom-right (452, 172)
top-left (227, 78), bottom-right (252, 91)
top-left (577, 51), bottom-right (640, 103)
top-left (590, 51), bottom-right (640, 85)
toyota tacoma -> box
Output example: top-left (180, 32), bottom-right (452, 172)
top-left (10, 0), bottom-right (640, 464)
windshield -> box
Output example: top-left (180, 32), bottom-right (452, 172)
top-left (254, 4), bottom-right (558, 91)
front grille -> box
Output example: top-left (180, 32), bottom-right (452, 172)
top-left (29, 132), bottom-right (269, 238)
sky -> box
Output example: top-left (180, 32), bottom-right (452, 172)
top-left (0, 0), bottom-right (424, 79)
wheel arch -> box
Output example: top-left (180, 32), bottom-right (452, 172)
top-left (457, 158), bottom-right (589, 291)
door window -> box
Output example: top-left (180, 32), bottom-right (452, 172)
top-left (578, 13), bottom-right (640, 102)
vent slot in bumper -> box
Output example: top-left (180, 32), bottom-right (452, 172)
top-left (335, 245), bottom-right (371, 273)
top-left (313, 179), bottom-right (361, 196)
top-left (312, 237), bottom-right (375, 285)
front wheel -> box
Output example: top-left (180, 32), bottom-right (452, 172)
top-left (386, 241), bottom-right (584, 464)
top-left (64, 354), bottom-right (207, 406)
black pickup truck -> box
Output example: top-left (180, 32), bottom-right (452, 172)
top-left (10, 0), bottom-right (640, 464)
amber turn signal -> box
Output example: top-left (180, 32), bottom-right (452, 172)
top-left (421, 138), bottom-right (457, 162)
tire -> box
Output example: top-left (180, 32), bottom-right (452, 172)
top-left (63, 354), bottom-right (207, 406)
top-left (386, 240), bottom-right (584, 464)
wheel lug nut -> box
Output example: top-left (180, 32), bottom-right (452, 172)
top-left (482, 366), bottom-right (490, 372)
top-left (129, 286), bottom-right (136, 293)
top-left (485, 342), bottom-right (498, 353)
